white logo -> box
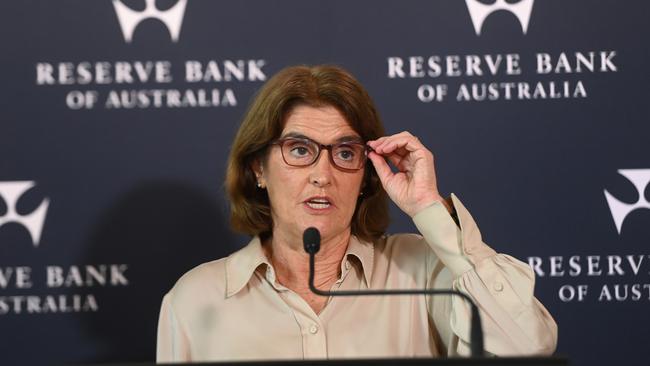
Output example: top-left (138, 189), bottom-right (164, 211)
top-left (604, 169), bottom-right (650, 234)
top-left (465, 0), bottom-right (534, 35)
top-left (112, 0), bottom-right (188, 43)
top-left (0, 181), bottom-right (50, 247)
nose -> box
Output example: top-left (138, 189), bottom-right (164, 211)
top-left (309, 149), bottom-right (333, 187)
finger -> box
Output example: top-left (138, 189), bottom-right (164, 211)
top-left (381, 143), bottom-right (410, 157)
top-left (371, 132), bottom-right (411, 151)
top-left (368, 151), bottom-right (394, 184)
top-left (378, 136), bottom-right (425, 155)
top-left (374, 133), bottom-right (424, 155)
top-left (373, 135), bottom-right (398, 152)
top-left (367, 136), bottom-right (389, 149)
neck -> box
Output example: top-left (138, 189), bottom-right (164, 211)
top-left (265, 227), bottom-right (350, 293)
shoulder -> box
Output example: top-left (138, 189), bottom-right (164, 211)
top-left (165, 258), bottom-right (228, 311)
top-left (163, 237), bottom-right (263, 313)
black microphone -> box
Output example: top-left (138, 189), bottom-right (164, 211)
top-left (302, 227), bottom-right (484, 358)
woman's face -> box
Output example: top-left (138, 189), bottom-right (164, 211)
top-left (259, 104), bottom-right (365, 242)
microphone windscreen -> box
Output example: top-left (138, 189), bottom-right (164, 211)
top-left (303, 227), bottom-right (321, 254)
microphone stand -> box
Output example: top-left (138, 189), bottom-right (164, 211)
top-left (303, 228), bottom-right (484, 358)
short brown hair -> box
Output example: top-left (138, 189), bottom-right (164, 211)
top-left (225, 65), bottom-right (389, 242)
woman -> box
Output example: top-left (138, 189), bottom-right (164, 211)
top-left (156, 65), bottom-right (557, 362)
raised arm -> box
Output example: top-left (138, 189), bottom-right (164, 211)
top-left (367, 132), bottom-right (558, 356)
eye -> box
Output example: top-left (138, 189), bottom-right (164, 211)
top-left (285, 140), bottom-right (315, 159)
top-left (338, 149), bottom-right (354, 160)
top-left (335, 145), bottom-right (358, 161)
top-left (291, 146), bottom-right (310, 157)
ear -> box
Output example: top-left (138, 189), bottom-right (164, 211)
top-left (251, 159), bottom-right (266, 188)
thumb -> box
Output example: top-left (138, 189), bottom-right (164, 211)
top-left (368, 151), bottom-right (393, 184)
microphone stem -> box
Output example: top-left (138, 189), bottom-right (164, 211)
top-left (308, 251), bottom-right (484, 357)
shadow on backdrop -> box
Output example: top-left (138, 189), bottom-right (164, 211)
top-left (73, 181), bottom-right (240, 364)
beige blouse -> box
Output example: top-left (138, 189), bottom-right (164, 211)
top-left (156, 194), bottom-right (557, 362)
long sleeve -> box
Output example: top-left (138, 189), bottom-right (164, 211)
top-left (156, 293), bottom-right (191, 363)
top-left (413, 194), bottom-right (558, 356)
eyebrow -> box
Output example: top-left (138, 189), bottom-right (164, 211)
top-left (281, 132), bottom-right (363, 144)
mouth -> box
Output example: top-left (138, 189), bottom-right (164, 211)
top-left (304, 197), bottom-right (333, 210)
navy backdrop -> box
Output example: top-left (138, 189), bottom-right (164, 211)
top-left (1, 0), bottom-right (649, 365)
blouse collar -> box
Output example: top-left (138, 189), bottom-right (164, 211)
top-left (225, 234), bottom-right (374, 298)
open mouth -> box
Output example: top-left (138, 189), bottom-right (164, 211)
top-left (305, 198), bottom-right (331, 209)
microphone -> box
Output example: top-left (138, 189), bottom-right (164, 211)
top-left (302, 227), bottom-right (485, 358)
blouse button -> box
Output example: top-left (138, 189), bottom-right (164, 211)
top-left (309, 324), bottom-right (319, 334)
top-left (493, 281), bottom-right (504, 292)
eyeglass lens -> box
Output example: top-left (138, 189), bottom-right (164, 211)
top-left (281, 138), bottom-right (366, 170)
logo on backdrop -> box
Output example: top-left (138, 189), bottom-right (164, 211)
top-left (525, 174), bottom-right (650, 304)
top-left (35, 1), bottom-right (267, 110)
top-left (465, 0), bottom-right (534, 35)
top-left (604, 169), bottom-right (650, 234)
top-left (386, 1), bottom-right (617, 104)
top-left (112, 0), bottom-right (188, 43)
top-left (0, 181), bottom-right (49, 247)
top-left (0, 181), bottom-right (128, 316)
top-left (35, 0), bottom-right (267, 111)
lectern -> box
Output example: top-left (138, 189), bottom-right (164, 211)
top-left (95, 356), bottom-right (567, 366)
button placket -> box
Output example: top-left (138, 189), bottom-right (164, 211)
top-left (281, 291), bottom-right (328, 358)
top-left (301, 317), bottom-right (327, 358)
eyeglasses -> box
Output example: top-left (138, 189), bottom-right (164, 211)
top-left (271, 137), bottom-right (369, 171)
